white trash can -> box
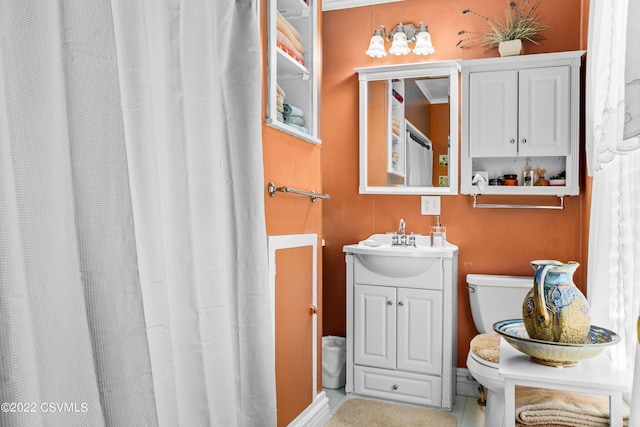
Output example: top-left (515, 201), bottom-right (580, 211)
top-left (322, 336), bottom-right (346, 389)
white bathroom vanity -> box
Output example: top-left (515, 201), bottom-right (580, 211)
top-left (343, 235), bottom-right (459, 410)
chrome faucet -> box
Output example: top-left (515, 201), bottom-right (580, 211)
top-left (392, 218), bottom-right (413, 246)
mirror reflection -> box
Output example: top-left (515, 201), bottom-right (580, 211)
top-left (357, 62), bottom-right (458, 195)
top-left (367, 76), bottom-right (450, 188)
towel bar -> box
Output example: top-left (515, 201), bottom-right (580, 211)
top-left (472, 195), bottom-right (564, 210)
top-left (267, 182), bottom-right (330, 202)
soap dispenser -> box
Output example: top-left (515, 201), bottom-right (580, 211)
top-left (430, 216), bottom-right (446, 247)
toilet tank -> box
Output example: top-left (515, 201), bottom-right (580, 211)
top-left (466, 274), bottom-right (533, 334)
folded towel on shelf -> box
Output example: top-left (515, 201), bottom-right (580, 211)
top-left (515, 386), bottom-right (629, 427)
top-left (276, 11), bottom-right (305, 53)
top-left (283, 115), bottom-right (305, 126)
top-left (283, 102), bottom-right (304, 117)
top-left (277, 111), bottom-right (284, 122)
top-left (276, 30), bottom-right (305, 65)
top-left (276, 83), bottom-right (286, 98)
top-left (276, 99), bottom-right (284, 113)
top-left (284, 122), bottom-right (309, 134)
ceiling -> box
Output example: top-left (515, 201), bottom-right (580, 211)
top-left (322, 0), bottom-right (404, 12)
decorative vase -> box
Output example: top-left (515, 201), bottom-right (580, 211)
top-left (522, 260), bottom-right (591, 343)
top-left (498, 39), bottom-right (523, 57)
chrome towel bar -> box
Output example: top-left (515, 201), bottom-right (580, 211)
top-left (267, 182), bottom-right (330, 202)
top-left (472, 194), bottom-right (564, 210)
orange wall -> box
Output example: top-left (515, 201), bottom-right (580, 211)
top-left (321, 0), bottom-right (590, 368)
top-left (260, 0), bottom-right (324, 396)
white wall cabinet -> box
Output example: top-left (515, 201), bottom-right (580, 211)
top-left (267, 0), bottom-right (320, 145)
top-left (461, 51), bottom-right (585, 196)
top-left (344, 243), bottom-right (458, 410)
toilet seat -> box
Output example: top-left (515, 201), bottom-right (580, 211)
top-left (469, 333), bottom-right (501, 369)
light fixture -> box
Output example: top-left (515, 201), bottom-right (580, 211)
top-left (412, 22), bottom-right (435, 55)
top-left (365, 21), bottom-right (435, 57)
top-left (388, 23), bottom-right (410, 55)
top-left (365, 26), bottom-right (387, 58)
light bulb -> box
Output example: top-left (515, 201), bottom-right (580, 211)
top-left (365, 28), bottom-right (387, 57)
top-left (388, 25), bottom-right (410, 56)
top-left (413, 23), bottom-right (435, 55)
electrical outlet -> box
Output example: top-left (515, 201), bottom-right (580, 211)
top-left (421, 196), bottom-right (441, 215)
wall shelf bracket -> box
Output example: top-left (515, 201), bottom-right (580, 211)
top-left (472, 194), bottom-right (564, 210)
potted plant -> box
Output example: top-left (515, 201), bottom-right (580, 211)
top-left (456, 0), bottom-right (547, 56)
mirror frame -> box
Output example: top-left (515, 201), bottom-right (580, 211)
top-left (355, 61), bottom-right (460, 195)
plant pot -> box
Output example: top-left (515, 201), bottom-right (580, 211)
top-left (498, 39), bottom-right (523, 57)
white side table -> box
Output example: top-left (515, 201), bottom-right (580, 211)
top-left (499, 338), bottom-right (627, 427)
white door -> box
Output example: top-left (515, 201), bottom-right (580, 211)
top-left (396, 288), bottom-right (443, 375)
top-left (518, 66), bottom-right (571, 157)
top-left (354, 284), bottom-right (396, 369)
top-left (468, 70), bottom-right (518, 157)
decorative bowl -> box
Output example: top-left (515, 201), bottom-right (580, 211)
top-left (549, 178), bottom-right (566, 186)
top-left (493, 319), bottom-right (620, 367)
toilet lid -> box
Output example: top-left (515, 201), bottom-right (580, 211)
top-left (470, 333), bottom-right (501, 366)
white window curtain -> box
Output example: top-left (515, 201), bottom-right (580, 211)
top-left (0, 1), bottom-right (275, 426)
top-left (586, 0), bottom-right (640, 396)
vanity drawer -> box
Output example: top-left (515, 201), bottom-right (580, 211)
top-left (353, 257), bottom-right (443, 290)
top-left (353, 366), bottom-right (442, 407)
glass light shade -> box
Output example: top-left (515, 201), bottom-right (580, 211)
top-left (365, 34), bottom-right (387, 57)
top-left (388, 30), bottom-right (410, 56)
top-left (413, 30), bottom-right (435, 55)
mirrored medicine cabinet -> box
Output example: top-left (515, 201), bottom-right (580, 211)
top-left (355, 61), bottom-right (459, 195)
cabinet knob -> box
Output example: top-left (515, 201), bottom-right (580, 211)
top-left (387, 300), bottom-right (393, 306)
top-left (309, 305), bottom-right (317, 315)
top-left (509, 138), bottom-right (516, 144)
top-left (392, 384), bottom-right (398, 390)
top-left (521, 138), bottom-right (527, 144)
top-left (398, 301), bottom-right (404, 306)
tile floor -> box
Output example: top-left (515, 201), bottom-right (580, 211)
top-left (324, 388), bottom-right (486, 427)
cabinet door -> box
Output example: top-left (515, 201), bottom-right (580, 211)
top-left (468, 70), bottom-right (518, 157)
top-left (354, 285), bottom-right (396, 369)
top-left (518, 66), bottom-right (571, 157)
top-left (396, 288), bottom-right (442, 375)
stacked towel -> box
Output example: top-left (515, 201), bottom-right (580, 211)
top-left (282, 102), bottom-right (308, 134)
top-left (276, 11), bottom-right (305, 66)
top-left (392, 116), bottom-right (400, 136)
top-left (515, 386), bottom-right (629, 426)
top-left (276, 84), bottom-right (285, 114)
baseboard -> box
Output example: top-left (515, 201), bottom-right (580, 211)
top-left (456, 368), bottom-right (480, 397)
top-left (287, 391), bottom-right (331, 427)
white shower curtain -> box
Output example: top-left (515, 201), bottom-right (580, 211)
top-left (586, 0), bottom-right (640, 393)
top-left (0, 1), bottom-right (275, 426)
top-left (406, 137), bottom-right (432, 187)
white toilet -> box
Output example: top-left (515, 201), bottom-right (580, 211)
top-left (465, 274), bottom-right (532, 427)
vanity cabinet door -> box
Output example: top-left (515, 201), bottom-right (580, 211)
top-left (354, 284), bottom-right (396, 370)
top-left (468, 70), bottom-right (518, 157)
top-left (518, 66), bottom-right (571, 157)
top-left (396, 288), bottom-right (442, 375)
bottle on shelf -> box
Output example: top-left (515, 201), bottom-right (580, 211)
top-left (523, 159), bottom-right (534, 187)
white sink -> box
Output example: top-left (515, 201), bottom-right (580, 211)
top-left (343, 234), bottom-right (456, 277)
